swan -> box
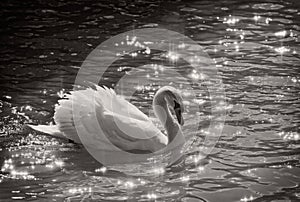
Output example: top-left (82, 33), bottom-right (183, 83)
top-left (28, 85), bottom-right (185, 155)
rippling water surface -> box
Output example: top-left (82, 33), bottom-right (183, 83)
top-left (0, 0), bottom-right (300, 201)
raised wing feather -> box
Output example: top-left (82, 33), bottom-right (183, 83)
top-left (52, 85), bottom-right (167, 152)
top-left (93, 85), bottom-right (149, 122)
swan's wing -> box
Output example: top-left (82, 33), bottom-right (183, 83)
top-left (93, 86), bottom-right (168, 151)
top-left (53, 97), bottom-right (81, 143)
top-left (97, 108), bottom-right (168, 152)
top-left (53, 87), bottom-right (113, 144)
top-left (27, 124), bottom-right (66, 139)
top-left (93, 85), bottom-right (149, 122)
top-left (52, 85), bottom-right (167, 152)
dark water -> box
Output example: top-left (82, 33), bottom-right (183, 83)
top-left (0, 0), bottom-right (300, 201)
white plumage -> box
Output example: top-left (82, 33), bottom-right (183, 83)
top-left (28, 85), bottom-right (185, 154)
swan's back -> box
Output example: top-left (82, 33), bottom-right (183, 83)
top-left (51, 86), bottom-right (168, 152)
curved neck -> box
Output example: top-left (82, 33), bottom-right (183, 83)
top-left (153, 91), bottom-right (180, 143)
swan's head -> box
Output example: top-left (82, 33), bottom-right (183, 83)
top-left (155, 86), bottom-right (184, 126)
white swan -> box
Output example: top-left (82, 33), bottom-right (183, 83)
top-left (28, 85), bottom-right (185, 153)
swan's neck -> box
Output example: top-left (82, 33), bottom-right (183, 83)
top-left (153, 92), bottom-right (180, 143)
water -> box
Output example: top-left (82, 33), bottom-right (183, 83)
top-left (0, 0), bottom-right (299, 201)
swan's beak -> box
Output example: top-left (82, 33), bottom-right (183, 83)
top-left (174, 108), bottom-right (184, 126)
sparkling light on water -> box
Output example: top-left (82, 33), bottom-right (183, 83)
top-left (147, 193), bottom-right (157, 200)
top-left (253, 15), bottom-right (261, 22)
top-left (68, 187), bottom-right (91, 194)
top-left (178, 43), bottom-right (186, 49)
top-left (181, 175), bottom-right (190, 182)
top-left (95, 166), bottom-right (107, 173)
top-left (278, 131), bottom-right (299, 141)
top-left (124, 180), bottom-right (136, 189)
top-left (126, 35), bottom-right (137, 46)
top-left (189, 70), bottom-right (206, 81)
top-left (265, 17), bottom-right (272, 24)
top-left (54, 160), bottom-right (64, 167)
top-left (223, 16), bottom-right (239, 24)
top-left (166, 51), bottom-right (180, 62)
top-left (275, 30), bottom-right (287, 37)
top-left (151, 166), bottom-right (165, 175)
top-left (130, 52), bottom-right (138, 57)
top-left (240, 195), bottom-right (254, 202)
top-left (274, 46), bottom-right (290, 54)
top-left (144, 47), bottom-right (151, 54)
top-left (1, 159), bottom-right (36, 180)
top-left (198, 166), bottom-right (205, 172)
